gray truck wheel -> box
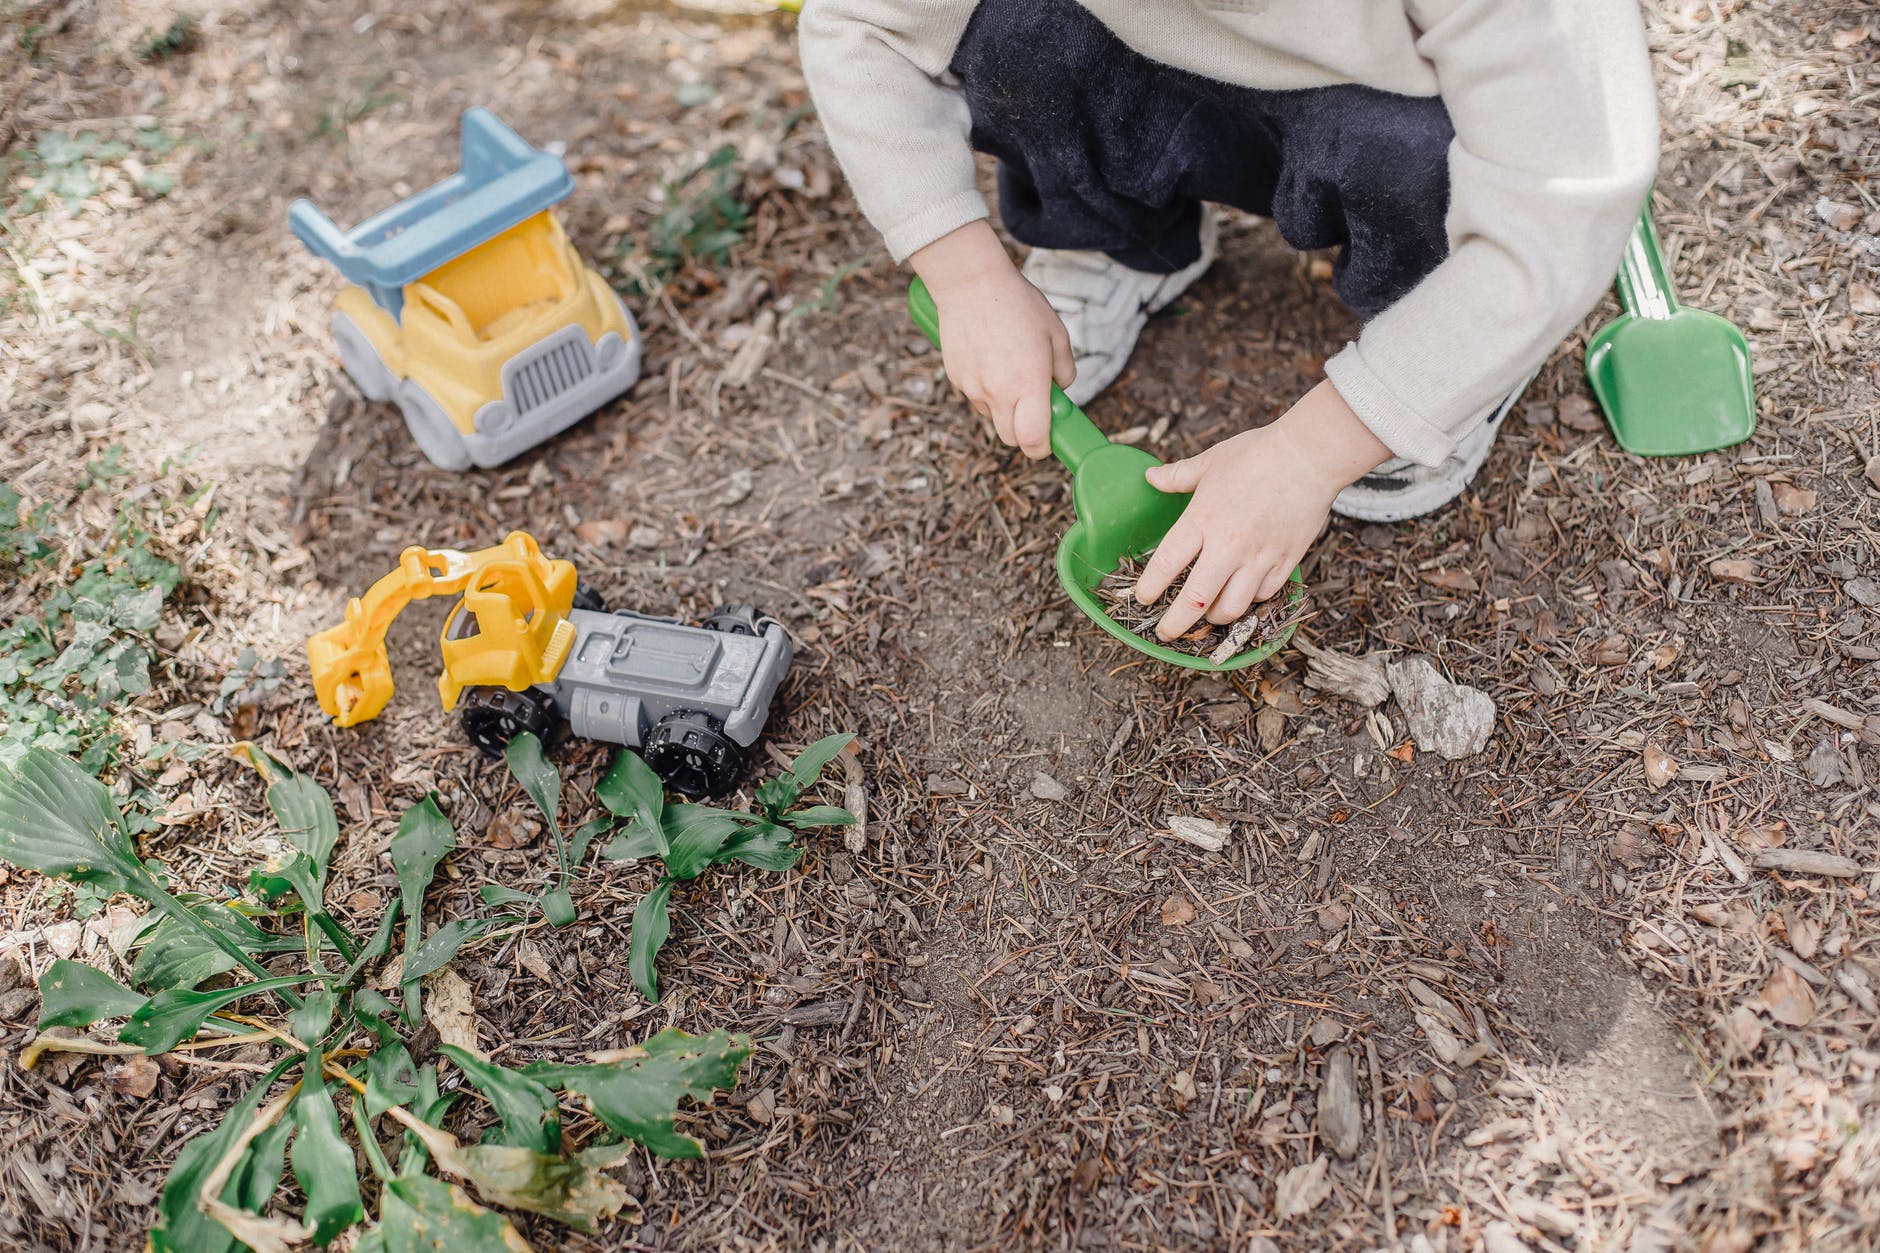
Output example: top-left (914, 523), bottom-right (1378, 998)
top-left (572, 584), bottom-right (606, 613)
top-left (643, 709), bottom-right (745, 798)
top-left (702, 605), bottom-right (779, 637)
top-left (396, 384), bottom-right (474, 472)
top-left (461, 686), bottom-right (556, 756)
top-left (332, 312), bottom-right (395, 401)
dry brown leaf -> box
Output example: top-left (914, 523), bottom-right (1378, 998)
top-left (1588, 635), bottom-right (1629, 666)
top-left (1557, 394), bottom-right (1603, 432)
top-left (1274, 1156), bottom-right (1332, 1218)
top-left (1759, 966), bottom-right (1815, 1027)
top-left (573, 518), bottom-right (627, 546)
top-left (1709, 558), bottom-right (1758, 583)
top-left (1647, 642), bottom-right (1680, 671)
top-left (426, 967), bottom-right (481, 1055)
top-left (1160, 896), bottom-right (1197, 927)
top-left (1643, 744), bottom-right (1680, 788)
top-left (1722, 1005), bottom-right (1764, 1057)
top-left (106, 1054), bottom-right (160, 1099)
top-left (1771, 483), bottom-right (1817, 515)
top-left (1849, 282), bottom-right (1880, 315)
top-left (1169, 1069), bottom-right (1197, 1111)
top-left (487, 810), bottom-right (541, 850)
top-left (1421, 568), bottom-right (1479, 594)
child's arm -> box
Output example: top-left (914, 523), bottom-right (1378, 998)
top-left (1140, 0), bottom-right (1660, 640)
top-left (800, 1), bottom-right (1067, 457)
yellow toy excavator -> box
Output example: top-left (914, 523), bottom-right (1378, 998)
top-left (306, 531), bottom-right (796, 797)
top-left (307, 532), bottom-right (579, 728)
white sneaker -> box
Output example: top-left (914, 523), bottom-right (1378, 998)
top-left (1022, 206), bottom-right (1219, 407)
top-left (1330, 372), bottom-right (1536, 523)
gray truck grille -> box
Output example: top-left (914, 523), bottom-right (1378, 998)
top-left (509, 337), bottom-right (593, 413)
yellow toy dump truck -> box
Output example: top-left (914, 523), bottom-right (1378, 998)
top-left (290, 109), bottom-right (640, 470)
top-left (306, 533), bottom-right (792, 798)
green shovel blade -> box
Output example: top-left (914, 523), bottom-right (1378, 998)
top-left (1584, 205), bottom-right (1755, 457)
top-left (908, 278), bottom-right (1300, 671)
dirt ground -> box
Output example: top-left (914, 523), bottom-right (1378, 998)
top-left (1, 1), bottom-right (1877, 1250)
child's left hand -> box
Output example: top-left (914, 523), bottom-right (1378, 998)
top-left (1132, 380), bottom-right (1390, 640)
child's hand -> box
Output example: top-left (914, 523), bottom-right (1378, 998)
top-left (912, 222), bottom-right (1074, 459)
top-left (1133, 380), bottom-right (1391, 640)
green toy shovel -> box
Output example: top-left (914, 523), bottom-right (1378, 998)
top-left (1584, 205), bottom-right (1756, 456)
top-left (908, 278), bottom-right (1299, 672)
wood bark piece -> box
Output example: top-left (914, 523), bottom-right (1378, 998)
top-left (1752, 848), bottom-right (1862, 878)
top-left (1386, 656), bottom-right (1496, 760)
top-left (1294, 638), bottom-right (1390, 708)
top-left (1317, 1047), bottom-right (1363, 1160)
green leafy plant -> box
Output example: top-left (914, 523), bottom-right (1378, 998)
top-left (135, 14), bottom-right (197, 61)
top-left (0, 465), bottom-right (189, 779)
top-left (626, 145), bottom-right (749, 292)
top-left (596, 734), bottom-right (857, 1001)
top-left (0, 746), bottom-right (752, 1250)
top-left (7, 126), bottom-right (185, 215)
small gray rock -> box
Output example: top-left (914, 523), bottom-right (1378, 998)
top-left (1317, 1047), bottom-right (1364, 1159)
top-left (1387, 656), bottom-right (1496, 760)
top-left (1029, 772), bottom-right (1069, 802)
top-left (1845, 576), bottom-right (1880, 608)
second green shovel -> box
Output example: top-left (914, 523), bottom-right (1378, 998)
top-left (1585, 205), bottom-right (1756, 456)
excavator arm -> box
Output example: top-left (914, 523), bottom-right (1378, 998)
top-left (307, 531), bottom-right (580, 727)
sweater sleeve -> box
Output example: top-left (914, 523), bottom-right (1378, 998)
top-left (1323, 0), bottom-right (1659, 466)
top-left (797, 0), bottom-right (987, 262)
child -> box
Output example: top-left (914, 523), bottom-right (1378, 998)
top-left (798, 0), bottom-right (1658, 640)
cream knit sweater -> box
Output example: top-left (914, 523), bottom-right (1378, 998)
top-left (798, 0), bottom-right (1660, 465)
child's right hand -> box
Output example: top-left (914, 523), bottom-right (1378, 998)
top-left (911, 221), bottom-right (1074, 459)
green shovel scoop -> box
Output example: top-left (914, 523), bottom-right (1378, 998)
top-left (908, 278), bottom-right (1300, 672)
top-left (1584, 205), bottom-right (1756, 456)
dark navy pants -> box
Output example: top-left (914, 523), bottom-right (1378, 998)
top-left (950, 0), bottom-right (1455, 319)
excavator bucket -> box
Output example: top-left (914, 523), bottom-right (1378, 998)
top-left (307, 532), bottom-right (578, 727)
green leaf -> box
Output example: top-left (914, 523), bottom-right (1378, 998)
top-left (712, 822), bottom-right (801, 873)
top-left (523, 1026), bottom-right (752, 1159)
top-left (401, 916), bottom-right (520, 985)
top-left (291, 1066), bottom-right (366, 1245)
top-left (35, 958), bottom-right (146, 1028)
top-left (0, 747), bottom-right (144, 893)
top-left (118, 974), bottom-right (312, 1054)
top-left (291, 988), bottom-right (337, 1046)
top-left (130, 901), bottom-right (303, 992)
top-left (392, 796), bottom-right (455, 902)
top-left (476, 884), bottom-right (539, 909)
top-left (374, 1172), bottom-right (533, 1253)
top-left (601, 819), bottom-right (665, 863)
top-left (504, 732), bottom-right (563, 853)
top-left (789, 733), bottom-right (855, 787)
top-left (627, 880), bottom-right (672, 1003)
top-left (148, 1055), bottom-right (300, 1253)
top-left (235, 744), bottom-right (340, 912)
top-left (569, 816), bottom-right (611, 867)
top-left (540, 887), bottom-right (576, 927)
top-left (367, 1042), bottom-right (421, 1119)
top-left (596, 750), bottom-right (668, 855)
top-left (440, 1044), bottom-right (561, 1154)
top-left (391, 796), bottom-right (455, 1020)
top-left (449, 1142), bottom-right (637, 1233)
top-left (783, 804), bottom-right (857, 829)
top-left (342, 896), bottom-right (402, 986)
top-left (398, 1064), bottom-right (459, 1175)
top-left (662, 805), bottom-right (749, 880)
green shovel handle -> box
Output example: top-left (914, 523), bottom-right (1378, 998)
top-left (907, 278), bottom-right (1112, 472)
top-left (1614, 204), bottom-right (1680, 322)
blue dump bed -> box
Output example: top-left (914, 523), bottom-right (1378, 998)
top-left (289, 107), bottom-right (573, 319)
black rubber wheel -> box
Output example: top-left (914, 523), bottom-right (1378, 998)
top-left (641, 709), bottom-right (747, 798)
top-left (572, 584), bottom-right (606, 613)
top-left (460, 686), bottom-right (557, 757)
top-left (701, 604), bottom-right (779, 637)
